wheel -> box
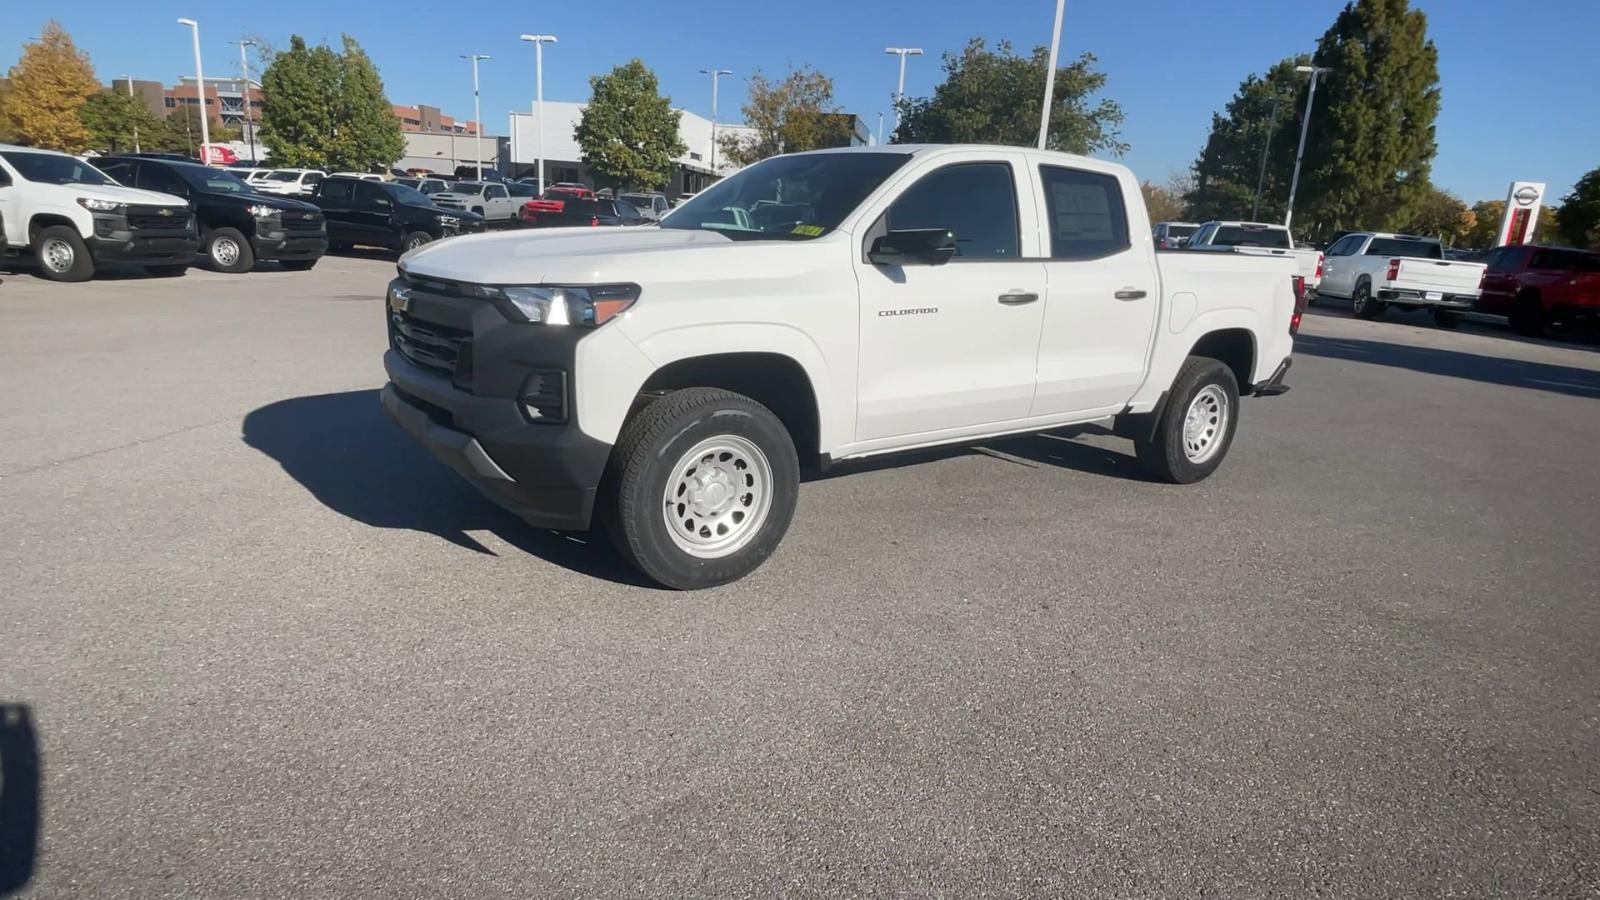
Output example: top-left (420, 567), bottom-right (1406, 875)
top-left (603, 387), bottom-right (800, 589)
top-left (203, 227), bottom-right (255, 273)
top-left (33, 226), bottom-right (95, 282)
top-left (1351, 279), bottom-right (1385, 319)
top-left (145, 264), bottom-right (188, 277)
top-left (1431, 309), bottom-right (1463, 329)
top-left (1304, 288), bottom-right (1319, 307)
top-left (279, 258), bottom-right (318, 271)
top-left (401, 231), bottom-right (432, 254)
top-left (1134, 357), bottom-right (1240, 485)
top-left (1508, 291), bottom-right (1546, 337)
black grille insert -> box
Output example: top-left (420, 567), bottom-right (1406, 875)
top-left (390, 310), bottom-right (472, 388)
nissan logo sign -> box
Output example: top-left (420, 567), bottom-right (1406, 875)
top-left (1513, 186), bottom-right (1540, 207)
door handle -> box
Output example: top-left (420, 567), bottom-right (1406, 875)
top-left (997, 290), bottom-right (1039, 305)
top-left (1114, 288), bottom-right (1147, 301)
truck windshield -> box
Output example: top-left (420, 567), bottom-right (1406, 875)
top-left (1, 151), bottom-right (113, 186)
top-left (1366, 237), bottom-right (1443, 259)
top-left (451, 182), bottom-right (485, 195)
top-left (391, 184), bottom-right (436, 207)
top-left (1211, 225), bottom-right (1291, 249)
top-left (662, 151), bottom-right (912, 240)
top-left (263, 171), bottom-right (301, 182)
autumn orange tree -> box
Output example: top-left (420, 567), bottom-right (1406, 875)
top-left (2, 20), bottom-right (101, 152)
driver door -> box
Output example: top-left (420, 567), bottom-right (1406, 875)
top-left (852, 152), bottom-right (1047, 444)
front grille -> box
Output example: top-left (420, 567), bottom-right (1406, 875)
top-left (282, 212), bottom-right (324, 233)
top-left (390, 310), bottom-right (472, 388)
top-left (432, 197), bottom-right (466, 209)
top-left (126, 205), bottom-right (192, 232)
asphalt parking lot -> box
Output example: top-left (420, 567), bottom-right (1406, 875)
top-left (2, 255), bottom-right (1598, 897)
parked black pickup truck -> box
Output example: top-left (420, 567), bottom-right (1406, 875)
top-left (98, 156), bottom-right (326, 273)
top-left (310, 176), bottom-right (485, 257)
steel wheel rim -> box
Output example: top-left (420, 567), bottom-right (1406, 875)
top-left (41, 237), bottom-right (74, 273)
top-left (662, 435), bottom-right (774, 559)
top-left (212, 236), bottom-right (240, 267)
top-left (1353, 285), bottom-right (1368, 313)
top-left (407, 235), bottom-right (427, 251)
top-left (1182, 385), bottom-right (1229, 464)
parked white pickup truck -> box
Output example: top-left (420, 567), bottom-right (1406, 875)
top-left (1186, 220), bottom-right (1323, 291)
top-left (1316, 232), bottom-right (1487, 326)
top-left (380, 145), bottom-right (1302, 588)
top-left (0, 143), bottom-right (198, 281)
top-left (429, 181), bottom-right (520, 226)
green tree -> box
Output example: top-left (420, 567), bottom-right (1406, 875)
top-left (258, 35), bottom-right (342, 168)
top-left (2, 20), bottom-right (100, 151)
top-left (330, 35), bottom-right (404, 171)
top-left (0, 79), bottom-right (20, 143)
top-left (1555, 168), bottom-right (1600, 250)
top-left (1140, 180), bottom-right (1185, 223)
top-left (1402, 185), bottom-right (1471, 245)
top-left (574, 59), bottom-right (685, 190)
top-left (1293, 0), bottom-right (1441, 238)
top-left (717, 66), bottom-right (849, 167)
top-left (1463, 199), bottom-right (1504, 248)
top-left (892, 38), bottom-right (1125, 156)
top-left (1186, 56), bottom-right (1308, 222)
top-left (78, 89), bottom-right (161, 154)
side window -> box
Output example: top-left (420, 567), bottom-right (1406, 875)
top-left (355, 182), bottom-right (389, 208)
top-left (98, 161), bottom-right (137, 186)
top-left (1326, 236), bottom-right (1354, 257)
top-left (304, 172), bottom-right (323, 186)
top-left (139, 164), bottom-right (188, 196)
top-left (886, 162), bottom-right (1019, 260)
top-left (319, 179), bottom-right (354, 203)
top-left (487, 184), bottom-right (507, 199)
top-left (1038, 165), bottom-right (1130, 260)
top-left (0, 166), bottom-right (10, 187)
top-left (1191, 224), bottom-right (1214, 245)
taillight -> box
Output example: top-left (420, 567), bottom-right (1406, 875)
top-left (1290, 275), bottom-right (1306, 336)
top-left (1315, 252), bottom-right (1324, 279)
top-left (1386, 258), bottom-right (1400, 281)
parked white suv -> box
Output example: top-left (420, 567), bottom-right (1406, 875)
top-left (429, 181), bottom-right (520, 225)
top-left (254, 168), bottom-right (327, 196)
top-left (381, 145), bottom-right (1302, 588)
top-left (1317, 232), bottom-right (1487, 326)
top-left (0, 144), bottom-right (198, 281)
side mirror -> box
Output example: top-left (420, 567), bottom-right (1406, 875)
top-left (869, 228), bottom-right (958, 267)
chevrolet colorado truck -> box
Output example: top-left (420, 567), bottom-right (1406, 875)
top-left (1317, 231), bottom-right (1487, 326)
top-left (381, 145), bottom-right (1301, 588)
top-left (0, 144), bottom-right (197, 281)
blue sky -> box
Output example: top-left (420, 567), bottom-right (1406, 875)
top-left (5, 0), bottom-right (1596, 201)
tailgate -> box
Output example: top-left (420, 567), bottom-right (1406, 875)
top-left (1392, 259), bottom-right (1485, 294)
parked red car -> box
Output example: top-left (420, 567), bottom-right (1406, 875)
top-left (1476, 245), bottom-right (1600, 335)
top-left (519, 185), bottom-right (597, 222)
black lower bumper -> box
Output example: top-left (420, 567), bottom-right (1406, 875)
top-left (1253, 356), bottom-right (1292, 397)
top-left (381, 350), bottom-right (611, 531)
top-left (1376, 289), bottom-right (1475, 309)
top-left (87, 235), bottom-right (198, 265)
top-left (254, 234), bottom-right (327, 261)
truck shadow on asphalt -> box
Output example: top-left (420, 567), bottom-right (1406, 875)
top-left (1295, 334), bottom-right (1600, 400)
top-left (240, 390), bottom-right (654, 586)
top-left (0, 703), bottom-right (40, 897)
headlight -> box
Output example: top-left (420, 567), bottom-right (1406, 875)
top-left (77, 197), bottom-right (125, 213)
top-left (248, 204), bottom-right (281, 218)
top-left (436, 214), bottom-right (459, 225)
top-left (495, 284), bottom-right (640, 327)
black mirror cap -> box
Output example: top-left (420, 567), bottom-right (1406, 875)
top-left (869, 228), bottom-right (957, 267)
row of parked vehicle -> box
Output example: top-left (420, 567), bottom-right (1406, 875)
top-left (1153, 218), bottom-right (1599, 336)
top-left (0, 144), bottom-right (686, 282)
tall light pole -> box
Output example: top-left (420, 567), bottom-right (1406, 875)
top-left (1251, 96), bottom-right (1281, 221)
top-left (520, 36), bottom-right (556, 193)
top-left (177, 18), bottom-right (210, 162)
top-left (231, 39), bottom-right (258, 163)
top-left (699, 67), bottom-right (731, 178)
top-left (1284, 64), bottom-right (1331, 231)
top-left (461, 53), bottom-right (491, 180)
top-left (883, 47), bottom-right (922, 138)
top-left (118, 75), bottom-right (140, 153)
top-left (876, 112), bottom-right (884, 146)
top-left (1036, 0), bottom-right (1066, 149)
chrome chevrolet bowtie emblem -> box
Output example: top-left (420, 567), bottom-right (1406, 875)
top-left (158, 208), bottom-right (174, 216)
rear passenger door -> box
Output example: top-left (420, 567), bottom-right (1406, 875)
top-left (353, 181), bottom-right (397, 247)
top-left (316, 179), bottom-right (359, 244)
top-left (1319, 235), bottom-right (1364, 298)
top-left (1026, 159), bottom-right (1158, 417)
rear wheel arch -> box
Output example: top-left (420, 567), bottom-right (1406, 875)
top-left (1186, 328), bottom-right (1256, 391)
top-left (638, 352), bottom-right (822, 468)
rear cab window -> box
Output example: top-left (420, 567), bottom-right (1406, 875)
top-left (1038, 165), bottom-right (1130, 260)
top-left (1366, 237), bottom-right (1442, 259)
top-left (1209, 225), bottom-right (1291, 249)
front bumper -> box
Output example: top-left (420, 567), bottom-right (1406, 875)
top-left (86, 233), bottom-right (199, 265)
top-left (253, 233), bottom-right (328, 261)
top-left (1377, 288), bottom-right (1476, 309)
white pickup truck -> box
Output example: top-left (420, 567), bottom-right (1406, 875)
top-left (380, 145), bottom-right (1302, 588)
top-left (1186, 220), bottom-right (1323, 292)
top-left (0, 143), bottom-right (198, 281)
top-left (429, 181), bottom-right (520, 226)
top-left (1315, 231), bottom-right (1487, 326)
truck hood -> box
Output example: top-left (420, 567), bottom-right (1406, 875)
top-left (401, 227), bottom-right (775, 283)
top-left (39, 180), bottom-right (187, 207)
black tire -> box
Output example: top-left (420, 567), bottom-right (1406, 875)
top-left (401, 231), bottom-right (432, 254)
top-left (602, 387), bottom-right (800, 590)
top-left (1351, 279), bottom-right (1384, 319)
top-left (279, 258), bottom-right (318, 271)
top-left (145, 264), bottom-right (188, 277)
top-left (203, 227), bottom-right (255, 274)
top-left (33, 225), bottom-right (95, 282)
top-left (1134, 356), bottom-right (1241, 485)
top-left (1508, 291), bottom-right (1546, 337)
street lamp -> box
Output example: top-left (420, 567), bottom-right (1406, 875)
top-left (177, 18), bottom-right (210, 162)
top-left (1036, 0), bottom-right (1066, 149)
top-left (1284, 64), bottom-right (1332, 230)
top-left (231, 39), bottom-right (258, 163)
top-left (461, 53), bottom-right (491, 180)
top-left (699, 67), bottom-right (731, 178)
top-left (118, 74), bottom-right (140, 153)
top-left (883, 47), bottom-right (923, 138)
top-left (519, 36), bottom-right (556, 193)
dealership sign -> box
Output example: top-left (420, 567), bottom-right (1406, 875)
top-left (1496, 181), bottom-right (1545, 246)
